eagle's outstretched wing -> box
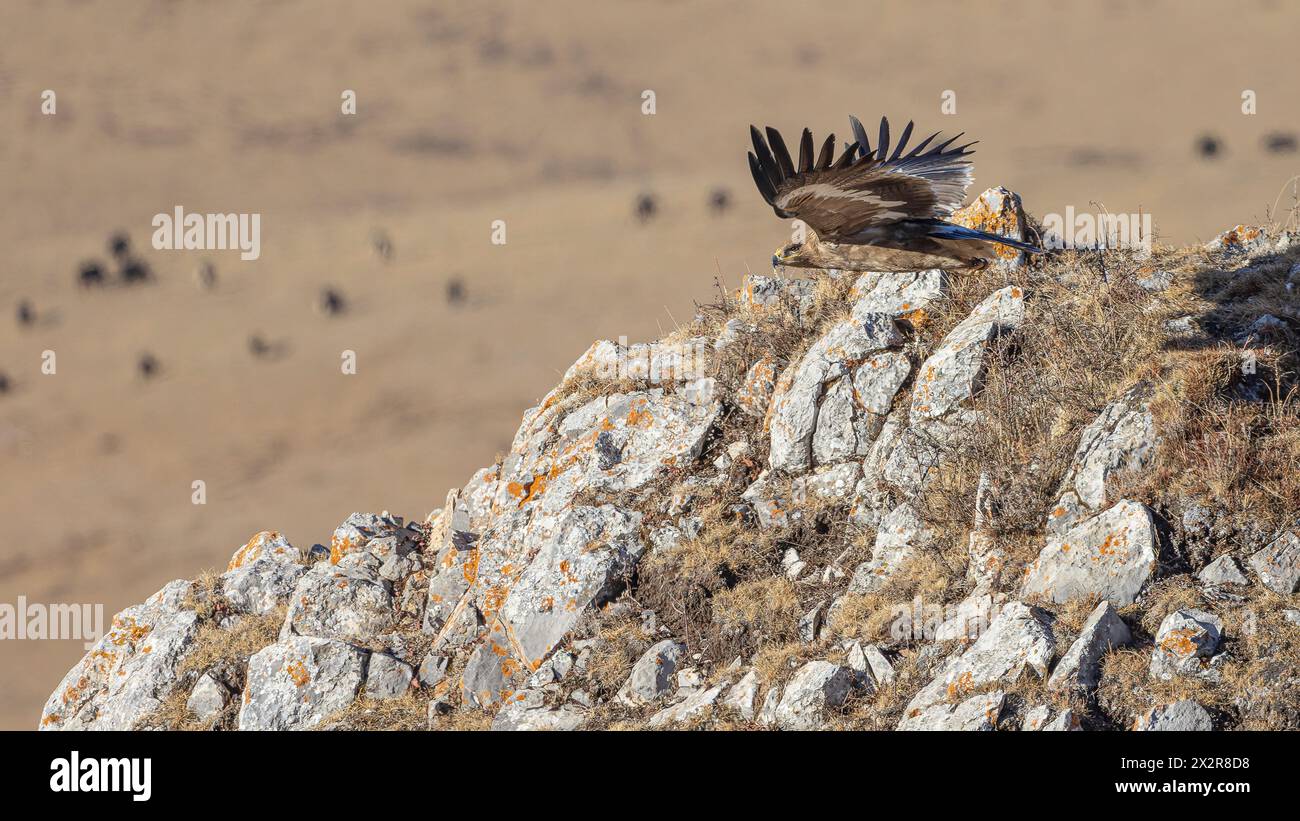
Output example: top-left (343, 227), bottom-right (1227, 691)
top-left (748, 116), bottom-right (976, 241)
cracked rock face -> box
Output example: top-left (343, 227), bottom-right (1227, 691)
top-left (1048, 600), bottom-right (1132, 692)
top-left (1047, 385), bottom-right (1157, 536)
top-left (1249, 529), bottom-right (1300, 594)
top-left (238, 636), bottom-right (368, 730)
top-left (220, 531), bottom-right (308, 616)
top-left (899, 602), bottom-right (1055, 728)
top-left (910, 286), bottom-right (1024, 422)
top-left (1150, 608), bottom-right (1223, 680)
top-left (40, 580), bottom-right (198, 730)
top-left (1133, 700), bottom-right (1213, 731)
top-left (768, 315), bottom-right (904, 474)
top-left (771, 661), bottom-right (856, 730)
top-left (1022, 499), bottom-right (1159, 607)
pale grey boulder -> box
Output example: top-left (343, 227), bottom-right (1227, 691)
top-left (1048, 600), bottom-right (1132, 692)
top-left (648, 681), bottom-right (730, 727)
top-left (809, 353), bottom-right (911, 465)
top-left (283, 556), bottom-right (396, 646)
top-left (1022, 704), bottom-right (1051, 731)
top-left (329, 511), bottom-right (408, 566)
top-left (1150, 608), bottom-right (1223, 680)
top-left (40, 580), bottom-right (198, 730)
top-left (768, 315), bottom-right (903, 473)
top-left (365, 653), bottom-right (416, 699)
top-left (1043, 708), bottom-right (1082, 731)
top-left (740, 274), bottom-right (817, 320)
top-left (420, 495), bottom-right (480, 638)
top-left (186, 672), bottom-right (232, 723)
top-left (933, 592), bottom-right (1005, 643)
top-left (849, 269), bottom-right (948, 323)
top-left (900, 602), bottom-right (1055, 725)
top-left (1022, 499), bottom-right (1159, 607)
top-left (910, 285), bottom-right (1025, 422)
top-left (500, 504), bottom-right (645, 669)
top-left (237, 636), bottom-right (368, 730)
top-left (898, 690), bottom-right (1005, 731)
top-left (618, 639), bottom-right (685, 706)
top-left (792, 461), bottom-right (863, 505)
top-left (848, 502), bottom-right (933, 594)
top-left (771, 661), bottom-right (856, 730)
top-left (735, 355), bottom-right (779, 419)
top-left (1205, 224), bottom-right (1268, 257)
top-left (1248, 529), bottom-right (1300, 594)
top-left (1047, 386), bottom-right (1157, 535)
top-left (491, 688), bottom-right (586, 731)
top-left (1133, 700), bottom-right (1213, 731)
top-left (721, 669), bottom-right (760, 720)
top-left (220, 531), bottom-right (307, 616)
top-left (1198, 554), bottom-right (1249, 587)
top-left (417, 653), bottom-right (450, 689)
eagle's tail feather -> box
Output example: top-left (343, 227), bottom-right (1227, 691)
top-left (925, 221), bottom-right (1046, 254)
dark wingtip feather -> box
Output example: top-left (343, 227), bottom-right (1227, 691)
top-left (765, 126), bottom-right (796, 179)
top-left (748, 152), bottom-right (777, 205)
top-left (816, 133), bottom-right (836, 169)
top-left (890, 120), bottom-right (914, 161)
top-left (798, 128), bottom-right (814, 174)
top-left (877, 116), bottom-right (891, 165)
top-left (904, 130), bottom-right (940, 158)
top-left (833, 141), bottom-right (859, 169)
top-left (750, 125), bottom-right (780, 187)
top-left (849, 115), bottom-right (872, 160)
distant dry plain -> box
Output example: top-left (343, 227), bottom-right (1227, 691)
top-left (2, 0), bottom-right (1298, 728)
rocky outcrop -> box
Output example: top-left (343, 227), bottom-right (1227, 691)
top-left (39, 200), bottom-right (1300, 733)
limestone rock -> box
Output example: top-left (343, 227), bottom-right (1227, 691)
top-left (721, 669), bottom-right (760, 720)
top-left (500, 504), bottom-right (646, 668)
top-left (40, 580), bottom-right (198, 730)
top-left (283, 557), bottom-right (396, 646)
top-left (1133, 700), bottom-right (1213, 731)
top-left (1198, 554), bottom-right (1249, 587)
top-left (910, 285), bottom-right (1024, 422)
top-left (238, 636), bottom-right (368, 730)
top-left (951, 186), bottom-right (1032, 269)
top-left (1022, 499), bottom-right (1159, 607)
top-left (771, 661), bottom-right (855, 730)
top-left (1048, 600), bottom-right (1132, 692)
top-left (768, 315), bottom-right (903, 473)
top-left (618, 639), bottom-right (685, 706)
top-left (1248, 529), bottom-right (1300, 594)
top-left (901, 602), bottom-right (1054, 725)
top-left (898, 690), bottom-right (1005, 731)
top-left (1047, 386), bottom-right (1157, 535)
top-left (491, 688), bottom-right (586, 731)
top-left (220, 531), bottom-right (307, 616)
top-left (1150, 608), bottom-right (1223, 680)
top-left (186, 672), bottom-right (232, 723)
top-left (365, 653), bottom-right (417, 699)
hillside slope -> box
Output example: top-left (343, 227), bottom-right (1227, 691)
top-left (40, 190), bottom-right (1300, 731)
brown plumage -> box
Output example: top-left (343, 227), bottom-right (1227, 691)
top-left (748, 115), bottom-right (1043, 271)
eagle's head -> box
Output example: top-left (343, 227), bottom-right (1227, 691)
top-left (771, 230), bottom-right (821, 269)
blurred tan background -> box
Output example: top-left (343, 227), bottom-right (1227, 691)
top-left (1, 0), bottom-right (1298, 729)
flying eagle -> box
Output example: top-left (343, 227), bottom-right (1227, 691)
top-left (748, 115), bottom-right (1043, 271)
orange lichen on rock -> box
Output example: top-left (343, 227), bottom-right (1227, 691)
top-left (227, 530), bottom-right (284, 570)
top-left (286, 659), bottom-right (311, 687)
